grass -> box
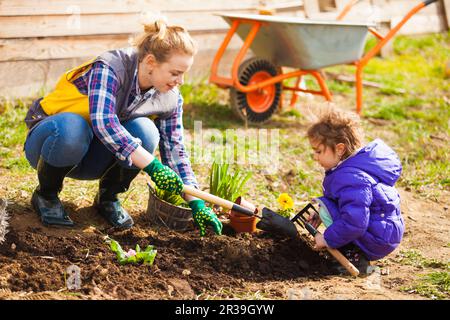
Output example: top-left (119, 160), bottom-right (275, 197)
top-left (397, 249), bottom-right (449, 300)
top-left (397, 249), bottom-right (449, 269)
top-left (402, 272), bottom-right (450, 300)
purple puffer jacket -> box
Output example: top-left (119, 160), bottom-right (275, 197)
top-left (318, 139), bottom-right (404, 260)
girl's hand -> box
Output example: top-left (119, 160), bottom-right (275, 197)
top-left (307, 212), bottom-right (322, 229)
top-left (313, 233), bottom-right (328, 251)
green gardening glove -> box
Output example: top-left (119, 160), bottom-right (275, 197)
top-left (189, 199), bottom-right (223, 237)
top-left (143, 158), bottom-right (184, 195)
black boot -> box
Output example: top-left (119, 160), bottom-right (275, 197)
top-left (94, 162), bottom-right (137, 229)
top-left (328, 243), bottom-right (371, 275)
top-left (31, 157), bottom-right (75, 227)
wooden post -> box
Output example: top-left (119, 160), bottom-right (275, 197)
top-left (378, 21), bottom-right (394, 58)
top-left (303, 0), bottom-right (321, 18)
top-left (443, 0), bottom-right (450, 30)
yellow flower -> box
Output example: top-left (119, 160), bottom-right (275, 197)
top-left (277, 193), bottom-right (294, 210)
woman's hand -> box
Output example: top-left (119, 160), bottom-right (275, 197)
top-left (143, 158), bottom-right (184, 194)
top-left (189, 200), bottom-right (222, 237)
top-left (313, 233), bottom-right (328, 251)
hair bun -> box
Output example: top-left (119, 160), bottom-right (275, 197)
top-left (143, 19), bottom-right (166, 33)
top-left (143, 23), bottom-right (156, 33)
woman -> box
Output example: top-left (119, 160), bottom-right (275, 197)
top-left (23, 20), bottom-right (222, 237)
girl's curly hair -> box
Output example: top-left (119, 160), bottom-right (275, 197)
top-left (307, 107), bottom-right (364, 160)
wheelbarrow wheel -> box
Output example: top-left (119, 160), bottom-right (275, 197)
top-left (230, 58), bottom-right (281, 123)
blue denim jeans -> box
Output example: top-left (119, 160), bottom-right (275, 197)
top-left (24, 113), bottom-right (160, 180)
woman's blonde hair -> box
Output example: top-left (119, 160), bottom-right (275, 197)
top-left (307, 107), bottom-right (364, 159)
top-left (133, 19), bottom-right (197, 63)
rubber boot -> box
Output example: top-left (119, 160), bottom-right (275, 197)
top-left (328, 243), bottom-right (371, 275)
top-left (94, 162), bottom-right (137, 229)
top-left (31, 157), bottom-right (75, 227)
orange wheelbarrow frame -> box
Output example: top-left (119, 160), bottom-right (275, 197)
top-left (209, 0), bottom-right (438, 115)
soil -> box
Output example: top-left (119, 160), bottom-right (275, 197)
top-left (0, 187), bottom-right (448, 300)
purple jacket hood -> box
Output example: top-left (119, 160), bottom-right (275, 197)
top-left (338, 139), bottom-right (402, 186)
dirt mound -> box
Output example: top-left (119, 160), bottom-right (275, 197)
top-left (0, 210), bottom-right (330, 300)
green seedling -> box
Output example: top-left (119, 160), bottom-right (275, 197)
top-left (107, 238), bottom-right (157, 266)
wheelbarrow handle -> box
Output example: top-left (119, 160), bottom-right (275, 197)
top-left (183, 185), bottom-right (257, 217)
top-left (423, 0), bottom-right (438, 5)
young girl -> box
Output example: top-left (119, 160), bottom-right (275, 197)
top-left (306, 108), bottom-right (404, 271)
top-left (23, 20), bottom-right (222, 237)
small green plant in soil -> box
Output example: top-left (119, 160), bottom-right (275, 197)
top-left (107, 237), bottom-right (157, 266)
top-left (209, 161), bottom-right (252, 203)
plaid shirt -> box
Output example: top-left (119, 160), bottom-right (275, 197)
top-left (72, 61), bottom-right (198, 186)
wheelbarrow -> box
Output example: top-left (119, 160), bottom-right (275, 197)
top-left (209, 0), bottom-right (439, 122)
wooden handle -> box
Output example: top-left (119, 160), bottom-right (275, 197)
top-left (183, 185), bottom-right (257, 217)
top-left (143, 174), bottom-right (231, 207)
top-left (326, 247), bottom-right (360, 277)
top-left (182, 185), bottom-right (235, 210)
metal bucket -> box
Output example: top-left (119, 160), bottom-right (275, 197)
top-left (220, 13), bottom-right (374, 70)
top-left (146, 185), bottom-right (193, 231)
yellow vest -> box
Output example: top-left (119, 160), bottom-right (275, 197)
top-left (40, 59), bottom-right (96, 122)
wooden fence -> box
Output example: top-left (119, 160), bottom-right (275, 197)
top-left (0, 0), bottom-right (448, 98)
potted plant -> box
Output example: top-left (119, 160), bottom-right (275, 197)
top-left (209, 161), bottom-right (255, 233)
top-left (146, 182), bottom-right (193, 231)
top-left (229, 196), bottom-right (259, 233)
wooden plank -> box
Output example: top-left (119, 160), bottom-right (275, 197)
top-left (0, 35), bottom-right (131, 62)
top-left (0, 14), bottom-right (141, 38)
top-left (0, 12), bottom-right (233, 38)
top-left (0, 32), bottom-right (244, 62)
top-left (0, 0), bottom-right (285, 16)
top-left (0, 0), bottom-right (142, 15)
top-left (0, 58), bottom-right (85, 98)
